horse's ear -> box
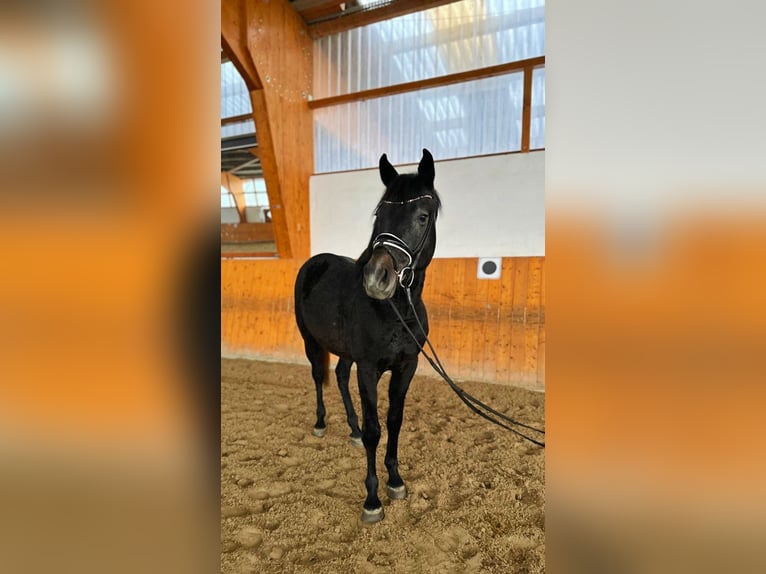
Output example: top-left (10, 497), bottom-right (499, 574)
top-left (379, 153), bottom-right (398, 187)
top-left (418, 148), bottom-right (435, 188)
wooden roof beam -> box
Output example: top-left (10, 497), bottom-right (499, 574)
top-left (221, 171), bottom-right (248, 223)
top-left (309, 0), bottom-right (462, 39)
top-left (221, 0), bottom-right (261, 89)
top-left (309, 56), bottom-right (545, 109)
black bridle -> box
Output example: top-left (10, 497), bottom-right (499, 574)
top-left (372, 194), bottom-right (435, 289)
top-left (373, 195), bottom-right (546, 448)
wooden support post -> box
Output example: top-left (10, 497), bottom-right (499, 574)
top-left (221, 1), bottom-right (261, 89)
top-left (221, 0), bottom-right (313, 260)
top-left (249, 89), bottom-right (293, 258)
top-left (222, 171), bottom-right (247, 223)
top-left (521, 65), bottom-right (533, 153)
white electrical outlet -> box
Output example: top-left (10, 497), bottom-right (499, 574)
top-left (477, 257), bottom-right (502, 279)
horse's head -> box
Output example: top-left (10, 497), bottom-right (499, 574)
top-left (363, 149), bottom-right (440, 300)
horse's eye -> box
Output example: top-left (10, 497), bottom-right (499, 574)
top-left (418, 214), bottom-right (429, 224)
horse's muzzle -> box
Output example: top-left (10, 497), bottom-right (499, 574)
top-left (363, 249), bottom-right (397, 300)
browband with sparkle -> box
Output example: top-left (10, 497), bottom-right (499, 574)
top-left (378, 194), bottom-right (434, 205)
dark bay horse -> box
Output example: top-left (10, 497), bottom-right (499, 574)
top-left (294, 149), bottom-right (440, 523)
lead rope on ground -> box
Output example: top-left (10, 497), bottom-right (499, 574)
top-left (387, 290), bottom-right (546, 448)
top-left (405, 290), bottom-right (545, 436)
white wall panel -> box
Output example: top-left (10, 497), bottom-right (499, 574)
top-left (310, 151), bottom-right (544, 258)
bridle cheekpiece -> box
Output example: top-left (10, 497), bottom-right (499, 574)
top-left (371, 194), bottom-right (434, 289)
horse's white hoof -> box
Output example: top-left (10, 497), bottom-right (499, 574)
top-left (387, 484), bottom-right (407, 500)
top-left (312, 427), bottom-right (326, 438)
top-left (349, 436), bottom-right (363, 448)
top-left (361, 506), bottom-right (384, 524)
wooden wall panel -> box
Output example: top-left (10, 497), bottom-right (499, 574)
top-left (537, 259), bottom-right (546, 383)
top-left (221, 259), bottom-right (305, 363)
top-left (221, 222), bottom-right (274, 243)
top-left (510, 260), bottom-right (529, 378)
top-left (481, 264), bottom-right (503, 382)
top-left (420, 258), bottom-right (545, 390)
top-left (222, 257), bottom-right (545, 390)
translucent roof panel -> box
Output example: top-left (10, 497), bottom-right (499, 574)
top-left (314, 72), bottom-right (527, 173)
top-left (313, 0), bottom-right (545, 99)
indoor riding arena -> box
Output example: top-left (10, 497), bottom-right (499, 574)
top-left (221, 1), bottom-right (546, 572)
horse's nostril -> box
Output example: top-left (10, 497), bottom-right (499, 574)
top-left (381, 268), bottom-right (389, 284)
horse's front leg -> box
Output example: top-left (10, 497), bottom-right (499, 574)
top-left (385, 358), bottom-right (417, 501)
top-left (357, 363), bottom-right (383, 523)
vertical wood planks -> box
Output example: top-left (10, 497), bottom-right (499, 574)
top-left (510, 259), bottom-right (530, 382)
top-left (525, 257), bottom-right (543, 384)
top-left (537, 259), bottom-right (546, 385)
top-left (470, 259), bottom-right (490, 381)
top-left (221, 256), bottom-right (545, 390)
top-left (482, 262), bottom-right (504, 384)
top-left (460, 258), bottom-right (477, 380)
top-left (221, 259), bottom-right (305, 362)
top-left (453, 259), bottom-right (469, 380)
top-left (495, 258), bottom-right (516, 384)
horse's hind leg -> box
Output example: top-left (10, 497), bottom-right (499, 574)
top-left (304, 339), bottom-right (329, 437)
top-left (336, 358), bottom-right (362, 446)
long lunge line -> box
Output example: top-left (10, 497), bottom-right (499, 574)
top-left (387, 293), bottom-right (545, 448)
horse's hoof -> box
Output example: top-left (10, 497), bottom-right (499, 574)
top-left (387, 484), bottom-right (407, 500)
top-left (360, 506), bottom-right (384, 524)
top-left (312, 427), bottom-right (326, 438)
top-left (349, 436), bottom-right (363, 448)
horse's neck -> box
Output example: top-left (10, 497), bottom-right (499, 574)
top-left (356, 243), bottom-right (376, 267)
top-left (391, 269), bottom-right (426, 311)
top-left (410, 269), bottom-right (426, 299)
